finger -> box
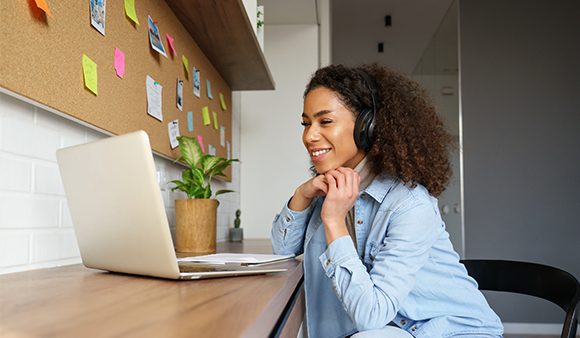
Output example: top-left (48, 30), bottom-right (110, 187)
top-left (328, 170), bottom-right (346, 192)
top-left (313, 178), bottom-right (328, 194)
top-left (337, 168), bottom-right (353, 196)
top-left (325, 172), bottom-right (337, 194)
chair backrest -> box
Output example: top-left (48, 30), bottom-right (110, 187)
top-left (460, 259), bottom-right (580, 338)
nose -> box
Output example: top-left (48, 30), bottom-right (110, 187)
top-left (304, 124), bottom-right (320, 144)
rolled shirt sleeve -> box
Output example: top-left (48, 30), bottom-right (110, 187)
top-left (271, 200), bottom-right (314, 256)
top-left (319, 197), bottom-right (441, 331)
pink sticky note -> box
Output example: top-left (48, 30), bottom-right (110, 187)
top-left (166, 33), bottom-right (176, 56)
top-left (197, 135), bottom-right (205, 153)
top-left (114, 48), bottom-right (125, 78)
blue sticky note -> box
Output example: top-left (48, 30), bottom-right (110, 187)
top-left (187, 111), bottom-right (194, 131)
top-left (206, 79), bottom-right (213, 99)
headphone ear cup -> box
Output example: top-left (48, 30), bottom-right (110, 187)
top-left (354, 108), bottom-right (374, 151)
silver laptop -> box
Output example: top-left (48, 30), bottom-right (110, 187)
top-left (56, 130), bottom-right (286, 280)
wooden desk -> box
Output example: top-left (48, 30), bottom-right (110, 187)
top-left (0, 240), bottom-right (304, 338)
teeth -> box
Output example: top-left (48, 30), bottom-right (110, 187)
top-left (311, 149), bottom-right (330, 157)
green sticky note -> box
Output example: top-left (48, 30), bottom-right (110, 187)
top-left (82, 54), bottom-right (98, 95)
top-left (202, 106), bottom-right (211, 126)
top-left (212, 111), bottom-right (219, 130)
top-left (124, 0), bottom-right (139, 25)
top-left (182, 55), bottom-right (189, 78)
top-left (219, 93), bottom-right (227, 111)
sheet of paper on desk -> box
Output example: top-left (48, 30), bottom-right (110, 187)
top-left (177, 253), bottom-right (295, 266)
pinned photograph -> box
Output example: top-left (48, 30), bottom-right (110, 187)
top-left (168, 120), bottom-right (180, 149)
top-left (206, 79), bottom-right (213, 99)
top-left (90, 0), bottom-right (106, 36)
top-left (193, 67), bottom-right (201, 98)
top-left (176, 79), bottom-right (183, 111)
top-left (147, 16), bottom-right (167, 57)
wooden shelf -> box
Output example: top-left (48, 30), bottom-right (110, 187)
top-left (166, 0), bottom-right (275, 90)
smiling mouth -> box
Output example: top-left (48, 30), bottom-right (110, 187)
top-left (310, 148), bottom-right (331, 161)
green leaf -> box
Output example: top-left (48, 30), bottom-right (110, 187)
top-left (214, 189), bottom-right (234, 197)
top-left (177, 136), bottom-right (203, 168)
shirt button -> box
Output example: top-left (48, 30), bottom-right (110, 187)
top-left (357, 219), bottom-right (363, 224)
top-left (284, 216), bottom-right (291, 222)
top-left (400, 319), bottom-right (406, 325)
top-left (411, 327), bottom-right (416, 332)
top-left (325, 259), bottom-right (331, 267)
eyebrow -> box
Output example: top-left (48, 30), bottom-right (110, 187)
top-left (302, 110), bottom-right (333, 119)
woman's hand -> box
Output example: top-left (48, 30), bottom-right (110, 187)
top-left (321, 168), bottom-right (360, 244)
top-left (288, 175), bottom-right (328, 211)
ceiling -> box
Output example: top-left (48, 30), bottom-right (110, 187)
top-left (258, 0), bottom-right (455, 75)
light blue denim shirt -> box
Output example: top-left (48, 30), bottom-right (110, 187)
top-left (272, 175), bottom-right (503, 338)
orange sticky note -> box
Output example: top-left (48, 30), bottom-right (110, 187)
top-left (35, 0), bottom-right (52, 16)
top-left (197, 135), bottom-right (205, 153)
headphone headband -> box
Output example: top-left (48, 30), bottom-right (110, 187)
top-left (354, 69), bottom-right (378, 151)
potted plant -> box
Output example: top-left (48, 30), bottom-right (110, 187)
top-left (229, 209), bottom-right (243, 242)
top-left (171, 136), bottom-right (238, 253)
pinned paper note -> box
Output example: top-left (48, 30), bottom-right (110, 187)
top-left (220, 126), bottom-right (225, 147)
top-left (193, 67), bottom-right (201, 98)
top-left (82, 54), bottom-right (98, 95)
top-left (219, 93), bottom-right (227, 111)
top-left (202, 106), bottom-right (211, 126)
top-left (146, 75), bottom-right (163, 121)
top-left (168, 120), bottom-right (180, 149)
top-left (166, 33), bottom-right (176, 56)
top-left (124, 0), bottom-right (139, 25)
top-left (197, 135), bottom-right (205, 153)
top-left (34, 0), bottom-right (52, 16)
top-left (212, 111), bottom-right (219, 130)
top-left (206, 79), bottom-right (213, 99)
top-left (187, 111), bottom-right (194, 132)
top-left (90, 0), bottom-right (106, 35)
top-left (208, 144), bottom-right (216, 156)
top-left (182, 55), bottom-right (189, 79)
top-left (114, 48), bottom-right (125, 78)
top-left (176, 79), bottom-right (183, 111)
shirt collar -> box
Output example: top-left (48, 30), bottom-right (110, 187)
top-left (362, 174), bottom-right (398, 203)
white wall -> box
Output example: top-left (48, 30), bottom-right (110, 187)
top-left (0, 90), bottom-right (241, 275)
top-left (239, 24), bottom-right (319, 238)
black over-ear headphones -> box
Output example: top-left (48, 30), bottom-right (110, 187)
top-left (354, 69), bottom-right (378, 151)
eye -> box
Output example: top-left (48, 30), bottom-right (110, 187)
top-left (320, 119), bottom-right (332, 125)
top-left (301, 121), bottom-right (311, 127)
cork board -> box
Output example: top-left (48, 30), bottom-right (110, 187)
top-left (0, 0), bottom-right (233, 179)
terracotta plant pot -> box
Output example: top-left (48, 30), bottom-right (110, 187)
top-left (175, 198), bottom-right (218, 253)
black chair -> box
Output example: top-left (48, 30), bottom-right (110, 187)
top-left (460, 259), bottom-right (580, 338)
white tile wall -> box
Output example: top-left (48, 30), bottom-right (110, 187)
top-left (0, 91), bottom-right (241, 275)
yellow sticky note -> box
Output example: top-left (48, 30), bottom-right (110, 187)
top-left (35, 0), bottom-right (52, 16)
top-left (202, 106), bottom-right (211, 126)
top-left (124, 0), bottom-right (139, 25)
top-left (82, 54), bottom-right (98, 95)
top-left (182, 55), bottom-right (189, 79)
top-left (219, 93), bottom-right (227, 111)
top-left (212, 111), bottom-right (219, 130)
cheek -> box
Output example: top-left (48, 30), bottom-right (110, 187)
top-left (330, 125), bottom-right (357, 152)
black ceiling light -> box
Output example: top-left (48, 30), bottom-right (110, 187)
top-left (385, 15), bottom-right (392, 27)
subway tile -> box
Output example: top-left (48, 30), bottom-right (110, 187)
top-left (34, 163), bottom-right (65, 195)
top-left (0, 195), bottom-right (59, 228)
top-left (1, 117), bottom-right (61, 162)
top-left (0, 92), bottom-right (35, 122)
top-left (61, 200), bottom-right (74, 228)
top-left (35, 109), bottom-right (86, 148)
top-left (0, 156), bottom-right (32, 192)
top-left (31, 230), bottom-right (80, 263)
top-left (0, 232), bottom-right (30, 267)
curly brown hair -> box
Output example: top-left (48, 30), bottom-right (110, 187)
top-left (304, 64), bottom-right (454, 197)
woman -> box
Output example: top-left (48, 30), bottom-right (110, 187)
top-left (271, 64), bottom-right (503, 338)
